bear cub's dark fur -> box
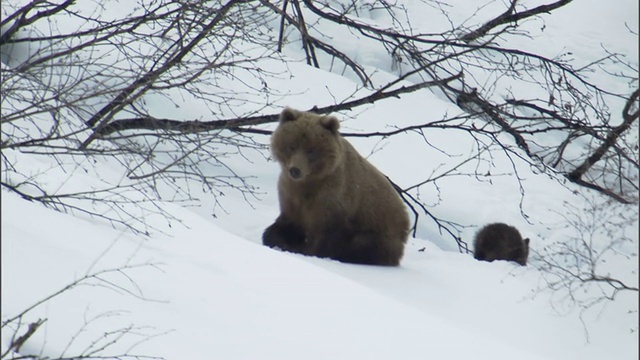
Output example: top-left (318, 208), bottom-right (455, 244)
top-left (473, 223), bottom-right (529, 266)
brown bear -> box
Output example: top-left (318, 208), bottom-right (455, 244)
top-left (473, 223), bottom-right (530, 266)
top-left (262, 107), bottom-right (410, 266)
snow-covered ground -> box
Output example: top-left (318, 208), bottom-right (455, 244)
top-left (3, 184), bottom-right (636, 360)
top-left (2, 1), bottom-right (638, 359)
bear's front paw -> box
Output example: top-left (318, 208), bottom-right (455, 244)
top-left (262, 227), bottom-right (287, 248)
top-left (262, 221), bottom-right (306, 252)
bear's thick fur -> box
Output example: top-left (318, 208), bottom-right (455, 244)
top-left (473, 223), bottom-right (529, 266)
top-left (263, 108), bottom-right (410, 266)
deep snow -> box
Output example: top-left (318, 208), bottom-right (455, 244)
top-left (3, 187), bottom-right (637, 360)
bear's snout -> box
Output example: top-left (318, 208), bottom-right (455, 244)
top-left (289, 166), bottom-right (302, 179)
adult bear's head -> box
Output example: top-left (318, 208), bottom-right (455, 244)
top-left (271, 108), bottom-right (343, 182)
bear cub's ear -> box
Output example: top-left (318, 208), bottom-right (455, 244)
top-left (320, 116), bottom-right (340, 133)
top-left (280, 107), bottom-right (300, 123)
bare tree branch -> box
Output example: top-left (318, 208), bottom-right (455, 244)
top-left (461, 0), bottom-right (574, 42)
top-left (1, 263), bottom-right (166, 360)
top-left (1, 318), bottom-right (46, 358)
top-left (80, 0), bottom-right (242, 148)
top-left (0, 0), bottom-right (75, 46)
top-left (93, 72), bottom-right (462, 138)
top-left (566, 88), bottom-right (640, 189)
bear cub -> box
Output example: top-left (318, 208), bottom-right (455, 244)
top-left (473, 223), bottom-right (529, 266)
top-left (263, 108), bottom-right (410, 266)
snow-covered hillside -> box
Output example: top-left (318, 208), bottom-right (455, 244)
top-left (2, 1), bottom-right (638, 359)
top-left (3, 186), bottom-right (637, 360)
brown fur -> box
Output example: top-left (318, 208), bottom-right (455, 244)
top-left (262, 108), bottom-right (410, 266)
top-left (473, 223), bottom-right (530, 266)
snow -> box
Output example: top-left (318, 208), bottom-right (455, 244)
top-left (3, 179), bottom-right (637, 359)
top-left (1, 189), bottom-right (623, 360)
top-left (2, 1), bottom-right (638, 360)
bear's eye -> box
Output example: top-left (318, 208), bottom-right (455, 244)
top-left (306, 148), bottom-right (322, 160)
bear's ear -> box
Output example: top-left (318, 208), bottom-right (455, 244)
top-left (280, 107), bottom-right (299, 123)
top-left (523, 238), bottom-right (530, 245)
top-left (320, 116), bottom-right (340, 133)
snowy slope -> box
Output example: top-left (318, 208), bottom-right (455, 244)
top-left (4, 188), bottom-right (635, 360)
